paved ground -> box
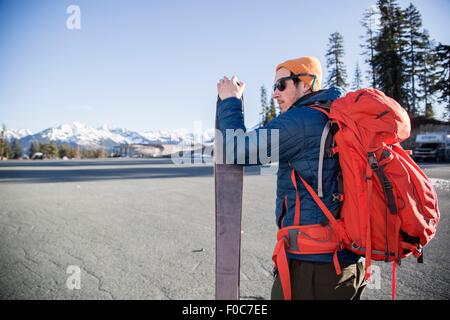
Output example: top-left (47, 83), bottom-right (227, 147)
top-left (0, 159), bottom-right (448, 300)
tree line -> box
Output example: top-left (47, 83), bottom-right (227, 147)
top-left (0, 124), bottom-right (108, 160)
top-left (260, 0), bottom-right (449, 123)
top-left (326, 0), bottom-right (449, 119)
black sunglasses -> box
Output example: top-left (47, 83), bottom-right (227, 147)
top-left (273, 73), bottom-right (317, 92)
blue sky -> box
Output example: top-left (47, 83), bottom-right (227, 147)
top-left (0, 0), bottom-right (449, 133)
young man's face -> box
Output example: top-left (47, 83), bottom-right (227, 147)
top-left (273, 67), bottom-right (311, 113)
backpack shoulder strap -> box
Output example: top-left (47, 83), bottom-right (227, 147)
top-left (305, 101), bottom-right (339, 199)
top-left (287, 162), bottom-right (348, 242)
top-left (304, 100), bottom-right (332, 116)
top-left (318, 120), bottom-right (332, 198)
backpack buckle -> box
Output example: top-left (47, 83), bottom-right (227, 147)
top-left (326, 147), bottom-right (339, 157)
top-left (368, 152), bottom-right (379, 170)
top-left (332, 193), bottom-right (344, 202)
top-left (350, 241), bottom-right (362, 251)
top-left (288, 229), bottom-right (299, 252)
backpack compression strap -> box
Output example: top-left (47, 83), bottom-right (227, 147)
top-left (273, 166), bottom-right (347, 300)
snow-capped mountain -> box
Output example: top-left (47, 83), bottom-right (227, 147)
top-left (4, 128), bottom-right (33, 141)
top-left (7, 122), bottom-right (214, 152)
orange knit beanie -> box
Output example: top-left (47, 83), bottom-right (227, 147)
top-left (276, 56), bottom-right (322, 91)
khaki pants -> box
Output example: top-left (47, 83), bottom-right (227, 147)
top-left (271, 260), bottom-right (367, 300)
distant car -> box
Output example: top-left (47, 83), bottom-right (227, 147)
top-left (31, 152), bottom-right (44, 160)
top-left (414, 132), bottom-right (450, 162)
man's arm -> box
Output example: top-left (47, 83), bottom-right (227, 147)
top-left (217, 97), bottom-right (302, 166)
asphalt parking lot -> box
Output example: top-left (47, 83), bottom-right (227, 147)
top-left (0, 159), bottom-right (448, 300)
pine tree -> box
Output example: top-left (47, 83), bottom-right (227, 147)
top-left (360, 5), bottom-right (380, 88)
top-left (40, 143), bottom-right (49, 158)
top-left (352, 62), bottom-right (364, 90)
top-left (40, 142), bottom-right (58, 159)
top-left (433, 43), bottom-right (450, 119)
top-left (29, 141), bottom-right (41, 157)
top-left (49, 142), bottom-right (58, 159)
top-left (68, 146), bottom-right (80, 159)
top-left (416, 31), bottom-right (440, 118)
top-left (326, 32), bottom-right (348, 88)
top-left (268, 97), bottom-right (277, 121)
top-left (260, 85), bottom-right (270, 126)
top-left (94, 148), bottom-right (108, 159)
top-left (373, 0), bottom-right (408, 108)
top-left (58, 144), bottom-right (71, 159)
top-left (403, 3), bottom-right (426, 115)
top-left (10, 138), bottom-right (21, 159)
top-left (0, 124), bottom-right (8, 160)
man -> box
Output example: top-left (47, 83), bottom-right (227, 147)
top-left (216, 56), bottom-right (366, 300)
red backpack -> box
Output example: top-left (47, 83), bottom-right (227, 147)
top-left (272, 88), bottom-right (440, 300)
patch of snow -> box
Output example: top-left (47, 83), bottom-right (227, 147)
top-left (429, 178), bottom-right (450, 192)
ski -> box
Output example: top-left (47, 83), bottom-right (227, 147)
top-left (214, 96), bottom-right (244, 300)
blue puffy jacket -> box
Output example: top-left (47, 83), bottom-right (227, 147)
top-left (217, 86), bottom-right (361, 263)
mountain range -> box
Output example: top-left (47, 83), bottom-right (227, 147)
top-left (3, 122), bottom-right (215, 153)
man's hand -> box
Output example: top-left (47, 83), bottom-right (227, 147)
top-left (217, 76), bottom-right (245, 101)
